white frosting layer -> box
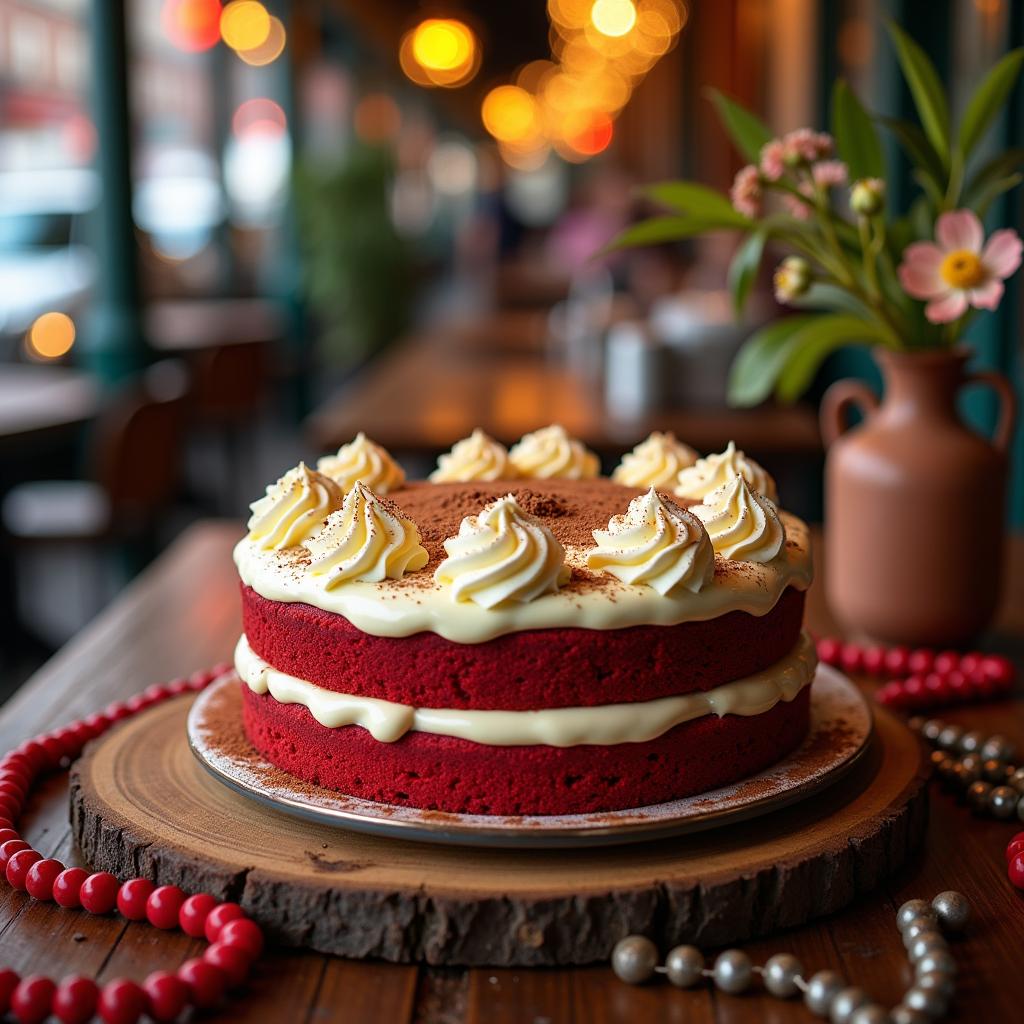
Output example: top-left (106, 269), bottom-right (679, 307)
top-left (234, 508), bottom-right (812, 643)
top-left (236, 632), bottom-right (816, 747)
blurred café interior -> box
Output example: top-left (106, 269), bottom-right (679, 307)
top-left (0, 0), bottom-right (1021, 697)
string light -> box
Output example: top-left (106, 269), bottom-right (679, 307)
top-left (481, 86), bottom-right (540, 145)
top-left (400, 18), bottom-right (479, 88)
top-left (161, 0), bottom-right (221, 53)
top-left (27, 313), bottom-right (76, 360)
top-left (220, 2), bottom-right (271, 52)
top-left (236, 15), bottom-right (286, 65)
top-left (590, 0), bottom-right (638, 38)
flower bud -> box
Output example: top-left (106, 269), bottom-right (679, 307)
top-left (851, 178), bottom-right (885, 216)
top-left (773, 256), bottom-right (812, 303)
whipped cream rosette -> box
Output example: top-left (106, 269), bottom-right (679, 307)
top-left (434, 493), bottom-right (570, 608)
top-left (246, 462), bottom-right (343, 551)
top-left (611, 431), bottom-right (698, 488)
top-left (307, 481), bottom-right (428, 588)
top-left (508, 424), bottom-right (599, 480)
top-left (675, 441), bottom-right (778, 503)
top-left (691, 475), bottom-right (785, 562)
top-left (430, 429), bottom-right (516, 482)
top-left (587, 487), bottom-right (714, 595)
top-left (317, 432), bottom-right (405, 493)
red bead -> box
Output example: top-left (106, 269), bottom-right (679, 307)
top-left (924, 673), bottom-right (952, 703)
top-left (884, 646), bottom-right (911, 676)
top-left (204, 901), bottom-right (244, 942)
top-left (6, 848), bottom-right (42, 890)
top-left (861, 646), bottom-right (886, 676)
top-left (902, 675), bottom-right (926, 703)
top-left (97, 979), bottom-right (147, 1024)
top-left (0, 827), bottom-right (20, 846)
top-left (1006, 837), bottom-right (1024, 863)
top-left (53, 866), bottom-right (89, 908)
top-left (973, 674), bottom-right (998, 699)
top-left (178, 958), bottom-right (226, 1008)
top-left (116, 878), bottom-right (154, 920)
top-left (52, 976), bottom-right (99, 1024)
top-left (1009, 851), bottom-right (1024, 890)
top-left (188, 671), bottom-right (210, 692)
top-left (145, 683), bottom-right (171, 703)
top-left (104, 701), bottom-right (130, 722)
top-left (816, 637), bottom-right (842, 665)
top-left (52, 726), bottom-right (82, 758)
top-left (982, 655), bottom-right (1014, 686)
top-left (907, 649), bottom-right (934, 674)
top-left (40, 735), bottom-right (66, 767)
top-left (931, 650), bottom-right (959, 675)
top-left (0, 796), bottom-right (19, 820)
top-left (83, 712), bottom-right (109, 737)
top-left (839, 643), bottom-right (863, 673)
top-left (218, 916), bottom-right (264, 958)
top-left (25, 858), bottom-right (64, 900)
top-left (0, 780), bottom-right (24, 802)
top-left (125, 694), bottom-right (149, 714)
top-left (179, 892), bottom-right (218, 937)
top-left (80, 871), bottom-right (120, 914)
top-left (167, 678), bottom-right (190, 696)
top-left (146, 884), bottom-right (186, 929)
top-left (0, 968), bottom-right (19, 1013)
top-left (143, 972), bottom-right (188, 1022)
top-left (945, 670), bottom-right (970, 702)
top-left (203, 941), bottom-right (251, 986)
top-left (958, 652), bottom-right (983, 675)
top-left (0, 838), bottom-right (30, 870)
top-left (10, 975), bottom-right (56, 1024)
top-left (876, 681), bottom-right (905, 707)
top-left (16, 740), bottom-right (47, 771)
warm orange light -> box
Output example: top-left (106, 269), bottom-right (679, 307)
top-left (569, 111), bottom-right (614, 155)
top-left (232, 97), bottom-right (287, 139)
top-left (236, 15), bottom-right (286, 65)
top-left (28, 312), bottom-right (76, 360)
top-left (401, 18), bottom-right (479, 88)
top-left (354, 93), bottom-right (402, 143)
top-left (162, 0), bottom-right (221, 53)
top-left (591, 0), bottom-right (637, 37)
top-left (481, 86), bottom-right (539, 144)
top-left (220, 1), bottom-right (271, 52)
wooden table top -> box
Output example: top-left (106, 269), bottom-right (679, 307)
top-left (305, 318), bottom-right (822, 457)
top-left (2, 521), bottom-right (1022, 1022)
top-left (0, 365), bottom-right (98, 444)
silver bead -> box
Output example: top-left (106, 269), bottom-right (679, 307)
top-left (953, 760), bottom-right (981, 787)
top-left (902, 917), bottom-right (938, 947)
top-left (967, 779), bottom-right (993, 810)
top-left (958, 729), bottom-right (986, 754)
top-left (611, 935), bottom-right (658, 984)
top-left (896, 899), bottom-right (935, 930)
top-left (904, 984), bottom-right (947, 1017)
top-left (829, 986), bottom-right (868, 1024)
top-left (937, 724), bottom-right (964, 751)
top-left (981, 734), bottom-right (1016, 763)
top-left (931, 890), bottom-right (971, 932)
top-left (915, 949), bottom-right (957, 978)
top-left (848, 1005), bottom-right (889, 1024)
top-left (916, 971), bottom-right (955, 1000)
top-left (664, 945), bottom-right (704, 988)
top-left (762, 953), bottom-right (802, 997)
top-left (984, 758), bottom-right (1012, 784)
top-left (990, 784), bottom-right (1018, 818)
top-left (961, 752), bottom-right (983, 772)
top-left (1008, 766), bottom-right (1024, 792)
top-left (890, 1005), bottom-right (932, 1024)
top-left (921, 719), bottom-right (944, 742)
top-left (804, 970), bottom-right (844, 1016)
top-left (908, 932), bottom-right (948, 963)
top-left (712, 949), bottom-right (752, 994)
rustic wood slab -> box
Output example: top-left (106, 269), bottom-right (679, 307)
top-left (70, 690), bottom-right (929, 966)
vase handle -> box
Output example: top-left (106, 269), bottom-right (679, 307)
top-left (820, 379), bottom-right (880, 446)
top-left (963, 370), bottom-right (1017, 454)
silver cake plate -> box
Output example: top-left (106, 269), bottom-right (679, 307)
top-left (187, 665), bottom-right (873, 849)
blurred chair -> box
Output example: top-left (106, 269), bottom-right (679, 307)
top-left (1, 360), bottom-right (190, 646)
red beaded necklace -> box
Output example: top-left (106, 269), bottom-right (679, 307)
top-left (0, 666), bottom-right (265, 1024)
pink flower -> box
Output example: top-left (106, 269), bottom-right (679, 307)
top-left (782, 161), bottom-right (849, 220)
top-left (759, 140), bottom-right (786, 181)
top-left (812, 160), bottom-right (848, 187)
top-left (898, 210), bottom-right (1023, 323)
top-left (730, 164), bottom-right (762, 218)
top-left (783, 193), bottom-right (812, 220)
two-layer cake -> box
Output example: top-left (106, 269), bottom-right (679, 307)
top-left (232, 427), bottom-right (815, 815)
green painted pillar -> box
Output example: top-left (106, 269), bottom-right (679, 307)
top-left (84, 0), bottom-right (147, 384)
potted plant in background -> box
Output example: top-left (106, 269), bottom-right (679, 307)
top-left (613, 21), bottom-right (1021, 646)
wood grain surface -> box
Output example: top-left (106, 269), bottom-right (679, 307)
top-left (2, 521), bottom-right (1023, 1021)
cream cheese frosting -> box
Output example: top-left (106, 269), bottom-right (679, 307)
top-left (434, 494), bottom-right (570, 608)
top-left (675, 441), bottom-right (778, 502)
top-left (316, 432), bottom-right (405, 493)
top-left (587, 487), bottom-right (713, 595)
top-left (691, 475), bottom-right (785, 562)
top-left (430, 429), bottom-right (516, 482)
top-left (306, 482), bottom-right (428, 587)
top-left (509, 425), bottom-right (600, 480)
top-left (235, 632), bottom-right (817, 746)
top-left (612, 431), bottom-right (698, 488)
top-left (246, 463), bottom-right (343, 551)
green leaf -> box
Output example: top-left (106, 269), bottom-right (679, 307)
top-left (727, 315), bottom-right (817, 407)
top-left (775, 315), bottom-right (892, 403)
top-left (958, 48), bottom-right (1024, 157)
top-left (832, 79), bottom-right (886, 180)
top-left (974, 173), bottom-right (1024, 219)
top-left (641, 181), bottom-right (750, 226)
top-left (788, 283), bottom-right (874, 319)
top-left (604, 215), bottom-right (744, 252)
top-left (884, 19), bottom-right (950, 166)
top-left (705, 88), bottom-right (773, 163)
top-left (727, 230), bottom-right (767, 318)
top-left (880, 117), bottom-right (946, 185)
top-left (964, 147), bottom-right (1024, 205)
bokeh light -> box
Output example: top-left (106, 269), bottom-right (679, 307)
top-left (353, 93), bottom-right (402, 143)
top-left (590, 0), bottom-right (637, 38)
top-left (232, 97), bottom-right (287, 139)
top-left (220, 2), bottom-right (271, 52)
top-left (481, 86), bottom-right (540, 145)
top-left (27, 313), bottom-right (76, 360)
top-left (236, 15), bottom-right (286, 66)
top-left (161, 0), bottom-right (221, 53)
top-left (400, 19), bottom-right (479, 88)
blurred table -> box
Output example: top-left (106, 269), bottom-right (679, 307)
top-left (306, 320), bottom-right (821, 458)
top-left (0, 365), bottom-right (98, 448)
top-left (2, 522), bottom-right (1023, 1021)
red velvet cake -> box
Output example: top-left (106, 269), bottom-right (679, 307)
top-left (232, 427), bottom-right (816, 815)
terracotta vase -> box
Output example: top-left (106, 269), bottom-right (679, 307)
top-left (821, 347), bottom-right (1016, 647)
